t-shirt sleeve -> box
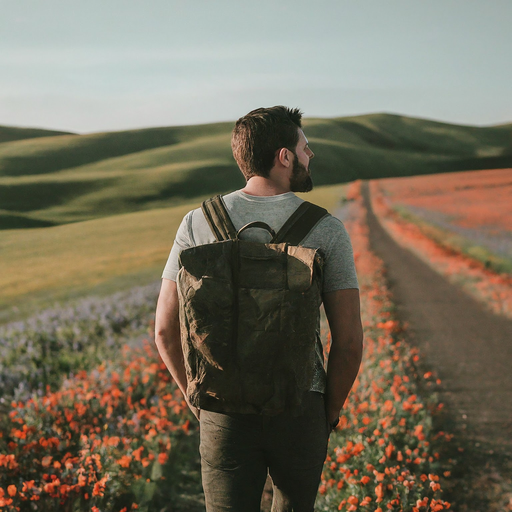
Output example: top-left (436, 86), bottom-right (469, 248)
top-left (161, 211), bottom-right (194, 282)
top-left (314, 217), bottom-right (359, 293)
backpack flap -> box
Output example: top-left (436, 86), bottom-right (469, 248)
top-left (238, 241), bottom-right (287, 289)
top-left (178, 240), bottom-right (233, 282)
top-left (286, 245), bottom-right (322, 292)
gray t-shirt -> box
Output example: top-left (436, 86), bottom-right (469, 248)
top-left (162, 190), bottom-right (359, 394)
top-left (162, 190), bottom-right (359, 292)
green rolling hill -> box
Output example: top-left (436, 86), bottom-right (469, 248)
top-left (0, 125), bottom-right (74, 144)
top-left (1, 113), bottom-right (512, 230)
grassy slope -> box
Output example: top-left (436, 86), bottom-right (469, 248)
top-left (1, 114), bottom-right (512, 229)
top-left (0, 183), bottom-right (347, 323)
top-left (0, 125), bottom-right (74, 144)
top-left (0, 121), bottom-right (232, 176)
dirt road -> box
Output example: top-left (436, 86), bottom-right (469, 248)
top-left (362, 180), bottom-right (512, 451)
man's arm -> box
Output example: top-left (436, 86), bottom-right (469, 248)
top-left (154, 278), bottom-right (199, 420)
top-left (323, 288), bottom-right (364, 424)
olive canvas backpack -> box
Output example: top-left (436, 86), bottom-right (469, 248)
top-left (176, 195), bottom-right (328, 415)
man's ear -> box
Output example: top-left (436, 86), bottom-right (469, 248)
top-left (276, 148), bottom-right (292, 168)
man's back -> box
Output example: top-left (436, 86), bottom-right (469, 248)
top-left (154, 105), bottom-right (363, 511)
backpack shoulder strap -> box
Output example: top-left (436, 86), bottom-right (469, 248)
top-left (272, 201), bottom-right (329, 245)
top-left (201, 195), bottom-right (238, 241)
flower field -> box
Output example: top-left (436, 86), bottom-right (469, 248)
top-left (371, 169), bottom-right (511, 248)
top-left (1, 182), bottom-right (455, 511)
top-left (369, 171), bottom-right (512, 319)
top-left (0, 283), bottom-right (160, 402)
top-left (0, 340), bottom-right (200, 511)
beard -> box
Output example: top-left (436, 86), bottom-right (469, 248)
top-left (289, 153), bottom-right (313, 193)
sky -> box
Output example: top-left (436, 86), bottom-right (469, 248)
top-left (1, 0), bottom-right (511, 133)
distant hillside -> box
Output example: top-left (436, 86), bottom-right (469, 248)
top-left (1, 113), bottom-right (511, 229)
top-left (0, 122), bottom-right (232, 177)
top-left (0, 125), bottom-right (74, 144)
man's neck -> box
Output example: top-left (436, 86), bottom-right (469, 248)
top-left (241, 177), bottom-right (291, 197)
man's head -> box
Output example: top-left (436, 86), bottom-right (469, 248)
top-left (231, 106), bottom-right (314, 191)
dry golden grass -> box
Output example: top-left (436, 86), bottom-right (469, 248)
top-left (1, 201), bottom-right (196, 318)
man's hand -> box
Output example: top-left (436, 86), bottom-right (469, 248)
top-left (155, 279), bottom-right (199, 420)
top-left (323, 288), bottom-right (364, 424)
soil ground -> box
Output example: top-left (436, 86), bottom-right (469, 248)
top-left (362, 180), bottom-right (512, 511)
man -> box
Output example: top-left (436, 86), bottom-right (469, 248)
top-left (155, 106), bottom-right (363, 511)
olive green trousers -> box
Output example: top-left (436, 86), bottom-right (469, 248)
top-left (199, 392), bottom-right (330, 512)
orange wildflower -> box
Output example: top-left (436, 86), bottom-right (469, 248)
top-left (132, 446), bottom-right (144, 461)
top-left (347, 495), bottom-right (358, 506)
top-left (375, 483), bottom-right (384, 502)
top-left (93, 477), bottom-right (107, 497)
top-left (430, 482), bottom-right (441, 492)
top-left (22, 480), bottom-right (35, 492)
top-left (117, 455), bottom-right (132, 468)
top-left (41, 455), bottom-right (53, 467)
top-left (385, 443), bottom-right (394, 458)
top-left (416, 497), bottom-right (429, 508)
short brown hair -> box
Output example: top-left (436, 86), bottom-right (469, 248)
top-left (231, 106), bottom-right (303, 180)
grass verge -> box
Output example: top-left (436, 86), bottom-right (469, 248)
top-left (315, 181), bottom-right (452, 512)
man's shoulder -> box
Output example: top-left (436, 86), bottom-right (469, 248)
top-left (302, 212), bottom-right (349, 248)
top-left (175, 204), bottom-right (213, 247)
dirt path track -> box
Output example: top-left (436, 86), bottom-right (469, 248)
top-left (362, 181), bottom-right (512, 451)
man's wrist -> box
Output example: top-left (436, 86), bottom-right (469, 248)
top-left (330, 417), bottom-right (340, 431)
